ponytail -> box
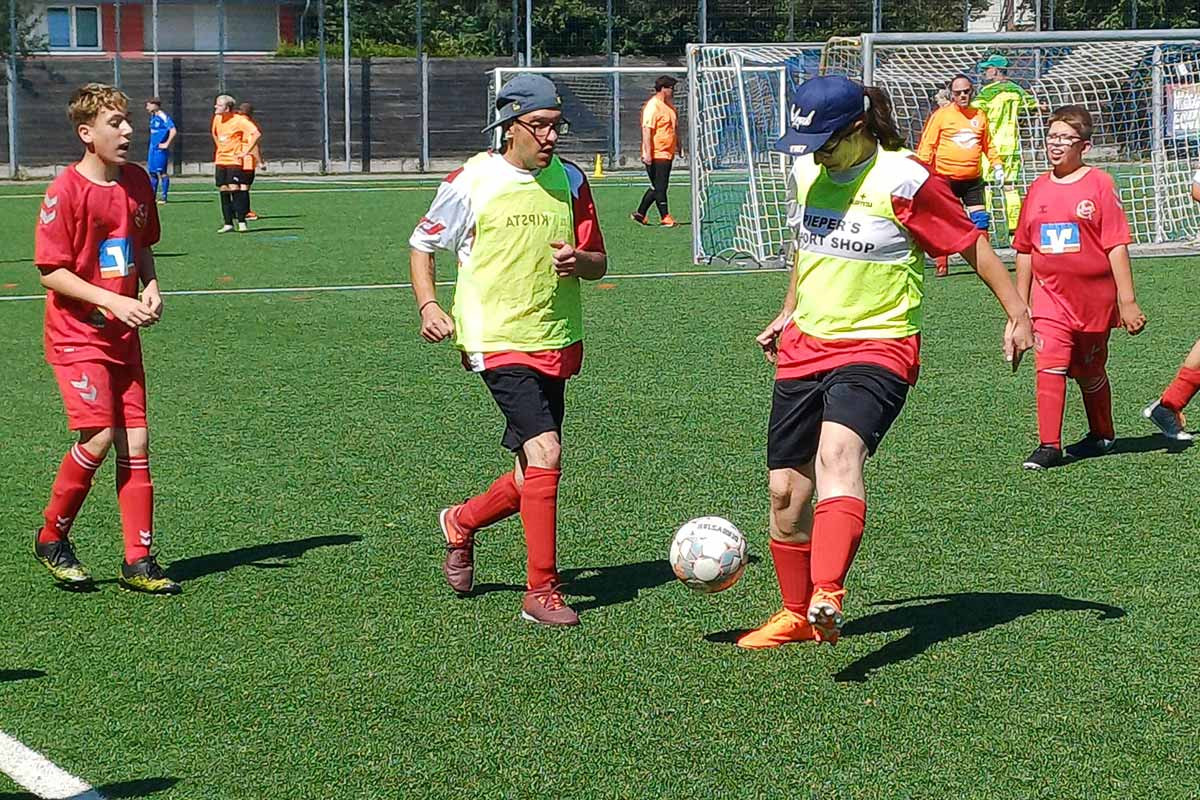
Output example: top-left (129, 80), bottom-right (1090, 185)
top-left (863, 85), bottom-right (906, 151)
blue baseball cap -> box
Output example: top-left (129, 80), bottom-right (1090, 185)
top-left (773, 75), bottom-right (869, 156)
top-left (483, 74), bottom-right (563, 133)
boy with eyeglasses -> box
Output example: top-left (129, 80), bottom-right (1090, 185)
top-left (1013, 105), bottom-right (1145, 470)
top-left (408, 74), bottom-right (607, 627)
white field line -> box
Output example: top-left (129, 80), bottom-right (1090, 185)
top-left (0, 731), bottom-right (105, 799)
top-left (0, 267), bottom-right (785, 303)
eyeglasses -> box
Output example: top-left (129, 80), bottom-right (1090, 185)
top-left (1046, 134), bottom-right (1084, 146)
top-left (816, 126), bottom-right (853, 155)
top-left (952, 89), bottom-right (973, 96)
top-left (513, 118), bottom-right (570, 141)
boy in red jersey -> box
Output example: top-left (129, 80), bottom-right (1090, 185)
top-left (1013, 105), bottom-right (1146, 470)
top-left (32, 83), bottom-right (181, 594)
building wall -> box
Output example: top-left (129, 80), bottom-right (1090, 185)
top-left (33, 1), bottom-right (287, 53)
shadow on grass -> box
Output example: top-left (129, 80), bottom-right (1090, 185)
top-left (0, 669), bottom-right (46, 683)
top-left (1107, 434), bottom-right (1192, 456)
top-left (243, 226), bottom-right (305, 234)
top-left (462, 554), bottom-right (742, 611)
top-left (834, 592), bottom-right (1125, 683)
top-left (166, 534), bottom-right (363, 582)
top-left (0, 776), bottom-right (177, 799)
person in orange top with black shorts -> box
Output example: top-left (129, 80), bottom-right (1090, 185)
top-left (211, 94), bottom-right (260, 233)
top-left (631, 75), bottom-right (679, 228)
top-left (238, 102), bottom-right (264, 220)
top-left (917, 75), bottom-right (1000, 276)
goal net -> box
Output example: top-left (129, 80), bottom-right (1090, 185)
top-left (687, 43), bottom-right (826, 265)
top-left (691, 32), bottom-right (1200, 265)
top-left (487, 65), bottom-right (688, 169)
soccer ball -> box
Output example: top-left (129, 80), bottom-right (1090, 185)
top-left (668, 516), bottom-right (747, 593)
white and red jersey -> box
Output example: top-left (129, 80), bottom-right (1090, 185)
top-left (777, 153), bottom-right (983, 385)
top-left (409, 152), bottom-right (605, 378)
top-left (34, 164), bottom-right (160, 366)
top-left (1013, 167), bottom-right (1132, 332)
top-left (410, 152), bottom-right (604, 260)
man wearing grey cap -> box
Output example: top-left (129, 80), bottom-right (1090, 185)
top-left (408, 73), bottom-right (608, 627)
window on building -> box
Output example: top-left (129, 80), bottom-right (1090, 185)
top-left (46, 6), bottom-right (101, 49)
top-left (47, 8), bottom-right (71, 47)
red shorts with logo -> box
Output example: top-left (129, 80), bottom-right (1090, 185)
top-left (51, 361), bottom-right (148, 430)
top-left (1033, 319), bottom-right (1110, 378)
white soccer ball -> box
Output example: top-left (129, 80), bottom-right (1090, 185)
top-left (669, 516), bottom-right (747, 594)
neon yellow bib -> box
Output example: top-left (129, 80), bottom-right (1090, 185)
top-left (453, 153), bottom-right (582, 353)
top-left (788, 148), bottom-right (924, 339)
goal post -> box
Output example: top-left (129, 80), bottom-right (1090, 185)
top-left (487, 65), bottom-right (688, 169)
top-left (687, 43), bottom-right (827, 266)
top-left (690, 31), bottom-right (1200, 265)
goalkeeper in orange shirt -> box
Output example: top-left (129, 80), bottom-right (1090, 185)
top-left (916, 75), bottom-right (1001, 277)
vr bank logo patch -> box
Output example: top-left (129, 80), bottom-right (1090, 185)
top-left (1040, 222), bottom-right (1080, 254)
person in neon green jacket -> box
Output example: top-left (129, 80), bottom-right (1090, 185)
top-left (972, 54), bottom-right (1041, 231)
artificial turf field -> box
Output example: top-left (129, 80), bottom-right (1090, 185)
top-left (1, 175), bottom-right (1198, 799)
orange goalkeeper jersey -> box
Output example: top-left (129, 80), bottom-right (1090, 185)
top-left (916, 104), bottom-right (997, 181)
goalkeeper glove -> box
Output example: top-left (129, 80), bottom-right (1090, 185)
top-left (993, 165), bottom-right (1005, 184)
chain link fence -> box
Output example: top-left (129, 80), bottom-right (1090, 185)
top-left (0, 0), bottom-right (1193, 174)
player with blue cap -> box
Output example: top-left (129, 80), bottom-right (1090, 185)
top-left (736, 76), bottom-right (1035, 651)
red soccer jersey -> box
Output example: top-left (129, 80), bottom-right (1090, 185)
top-left (1012, 167), bottom-right (1132, 332)
top-left (34, 164), bottom-right (161, 366)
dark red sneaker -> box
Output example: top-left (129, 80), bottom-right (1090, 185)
top-left (439, 506), bottom-right (474, 594)
top-left (521, 586), bottom-right (580, 626)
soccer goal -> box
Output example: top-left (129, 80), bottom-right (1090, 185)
top-left (487, 63), bottom-right (688, 169)
top-left (690, 31), bottom-right (1200, 266)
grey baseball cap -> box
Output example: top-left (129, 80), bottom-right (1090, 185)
top-left (482, 74), bottom-right (563, 133)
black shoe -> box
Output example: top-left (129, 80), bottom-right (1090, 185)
top-left (119, 555), bottom-right (182, 595)
top-left (1022, 445), bottom-right (1063, 470)
top-left (1065, 434), bottom-right (1115, 460)
top-left (33, 531), bottom-right (93, 585)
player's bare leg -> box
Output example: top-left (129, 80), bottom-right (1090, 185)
top-left (737, 464), bottom-right (817, 649)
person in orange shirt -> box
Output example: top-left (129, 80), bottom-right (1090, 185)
top-left (917, 75), bottom-right (1001, 276)
top-left (211, 94), bottom-right (260, 233)
top-left (238, 102), bottom-right (264, 221)
top-left (631, 75), bottom-right (679, 228)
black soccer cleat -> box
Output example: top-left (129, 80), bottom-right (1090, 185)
top-left (33, 531), bottom-right (93, 586)
top-left (1022, 445), bottom-right (1063, 471)
top-left (119, 555), bottom-right (182, 595)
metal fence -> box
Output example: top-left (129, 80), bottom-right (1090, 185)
top-left (0, 0), bottom-right (1193, 174)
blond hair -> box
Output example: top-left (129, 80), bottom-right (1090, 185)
top-left (215, 94), bottom-right (236, 111)
top-left (68, 83), bottom-right (129, 128)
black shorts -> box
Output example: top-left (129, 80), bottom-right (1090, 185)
top-left (481, 366), bottom-right (566, 452)
top-left (243, 169), bottom-right (256, 186)
top-left (947, 176), bottom-right (985, 207)
top-left (767, 364), bottom-right (909, 470)
top-left (214, 165), bottom-right (249, 187)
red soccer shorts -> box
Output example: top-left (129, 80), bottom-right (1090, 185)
top-left (52, 361), bottom-right (148, 430)
top-left (1033, 319), bottom-right (1110, 378)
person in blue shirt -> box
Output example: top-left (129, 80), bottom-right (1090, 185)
top-left (145, 98), bottom-right (176, 203)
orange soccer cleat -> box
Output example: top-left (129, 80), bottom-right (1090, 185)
top-left (807, 588), bottom-right (846, 645)
top-left (735, 608), bottom-right (815, 650)
top-left (660, 214), bottom-right (678, 228)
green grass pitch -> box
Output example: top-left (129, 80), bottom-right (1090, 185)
top-left (0, 175), bottom-right (1198, 799)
